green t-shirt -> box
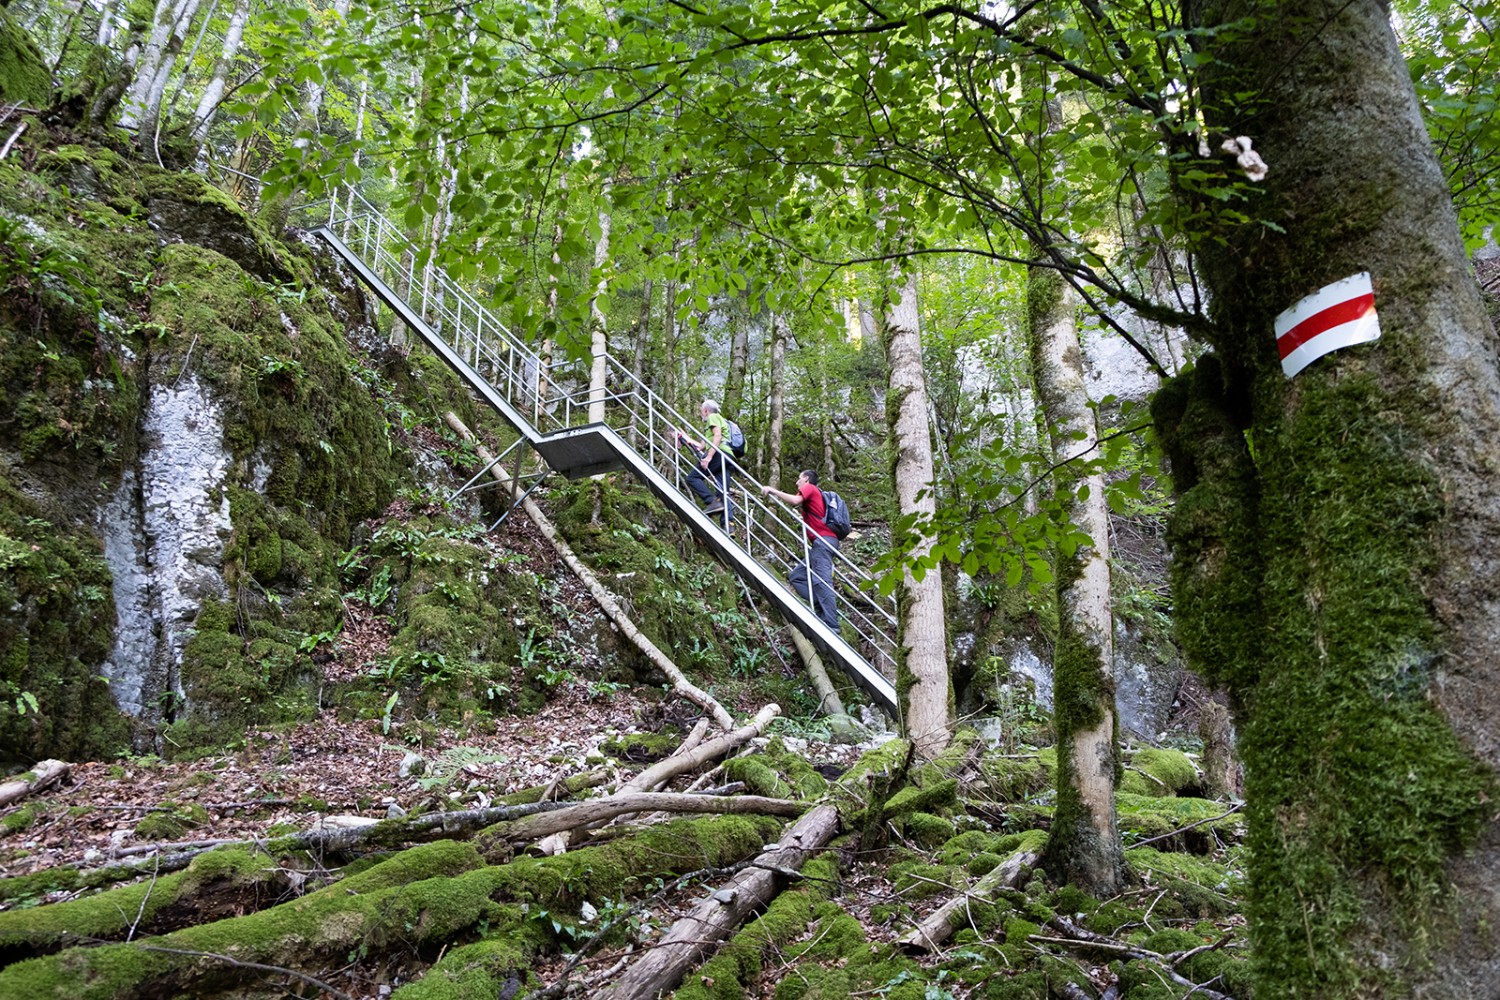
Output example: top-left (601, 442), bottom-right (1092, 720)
top-left (703, 412), bottom-right (729, 450)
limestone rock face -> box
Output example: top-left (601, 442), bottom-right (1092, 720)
top-left (100, 377), bottom-right (233, 720)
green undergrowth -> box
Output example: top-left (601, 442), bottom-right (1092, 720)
top-left (547, 477), bottom-right (813, 710)
top-left (0, 816), bottom-right (779, 998)
top-left (334, 505), bottom-right (583, 728)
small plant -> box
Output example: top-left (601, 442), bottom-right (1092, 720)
top-left (348, 564), bottom-right (394, 606)
top-left (371, 650), bottom-right (455, 686)
top-left (259, 355), bottom-right (306, 380)
top-left (298, 630), bottom-right (340, 653)
top-left (380, 691), bottom-right (399, 734)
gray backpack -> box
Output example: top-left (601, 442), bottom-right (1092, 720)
top-left (821, 490), bottom-right (851, 540)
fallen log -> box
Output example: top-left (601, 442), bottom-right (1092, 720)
top-left (0, 816), bottom-right (783, 1000)
top-left (592, 803), bottom-right (841, 1000)
top-left (899, 834), bottom-right (1045, 953)
top-left (789, 629), bottom-right (844, 716)
top-left (488, 791), bottom-right (805, 845)
top-left (621, 703), bottom-right (780, 795)
top-left (528, 705), bottom-right (780, 857)
top-left (1033, 916), bottom-right (1235, 1000)
top-left (445, 412), bottom-right (734, 730)
top-left (0, 760), bottom-right (71, 808)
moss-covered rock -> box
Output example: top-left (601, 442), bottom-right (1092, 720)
top-left (1121, 747), bottom-right (1200, 798)
top-left (0, 12), bottom-right (49, 107)
top-left (0, 476), bottom-right (131, 762)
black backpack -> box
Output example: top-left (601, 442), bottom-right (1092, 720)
top-left (726, 419), bottom-right (747, 459)
top-left (820, 489), bottom-right (852, 540)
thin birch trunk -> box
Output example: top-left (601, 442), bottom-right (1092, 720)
top-left (820, 347), bottom-right (836, 482)
top-left (662, 273), bottom-right (679, 410)
top-left (162, 0), bottom-right (218, 122)
top-left (881, 266), bottom-right (950, 757)
top-left (135, 0), bottom-right (202, 158)
top-left (120, 0), bottom-right (192, 129)
top-left (724, 310), bottom-right (749, 415)
top-left (586, 31), bottom-right (618, 425)
top-left (587, 201), bottom-right (612, 424)
top-left (294, 0), bottom-right (350, 147)
top-left (96, 0), bottom-right (121, 46)
top-left (1029, 261), bottom-right (1122, 897)
top-left (628, 276), bottom-right (653, 447)
top-left (188, 0), bottom-right (251, 151)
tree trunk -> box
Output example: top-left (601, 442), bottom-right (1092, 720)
top-left (1152, 1), bottom-right (1500, 995)
top-left (1030, 260), bottom-right (1123, 898)
top-left (187, 0), bottom-right (250, 151)
top-left (820, 348), bottom-right (837, 482)
top-left (880, 266), bottom-right (950, 757)
top-left (294, 0), bottom-right (350, 146)
top-left (120, 0), bottom-right (193, 131)
top-left (790, 629), bottom-right (844, 716)
top-left (587, 201), bottom-right (612, 424)
top-left (724, 308), bottom-right (749, 415)
top-left (132, 0), bottom-right (201, 152)
top-left (627, 275), bottom-right (652, 447)
top-left (767, 312), bottom-right (786, 486)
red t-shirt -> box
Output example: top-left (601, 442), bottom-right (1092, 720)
top-left (799, 483), bottom-right (838, 541)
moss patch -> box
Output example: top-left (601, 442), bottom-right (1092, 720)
top-left (0, 13), bottom-right (49, 107)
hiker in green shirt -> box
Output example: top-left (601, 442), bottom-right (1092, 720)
top-left (676, 399), bottom-right (734, 525)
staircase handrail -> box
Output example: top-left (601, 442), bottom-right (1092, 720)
top-left (299, 189), bottom-right (901, 676)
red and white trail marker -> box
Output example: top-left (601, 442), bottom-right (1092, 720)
top-left (1274, 271), bottom-right (1381, 378)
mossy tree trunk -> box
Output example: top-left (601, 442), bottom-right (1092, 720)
top-left (1029, 258), bottom-right (1123, 898)
top-left (1154, 1), bottom-right (1500, 995)
top-left (767, 311), bottom-right (787, 486)
top-left (880, 264), bottom-right (951, 757)
top-left (724, 305), bottom-right (749, 417)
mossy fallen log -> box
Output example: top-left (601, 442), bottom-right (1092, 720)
top-left (0, 847), bottom-right (299, 964)
top-left (594, 803), bottom-right (841, 1000)
top-left (482, 791), bottom-right (804, 846)
top-left (0, 815), bottom-right (781, 999)
top-left (667, 852), bottom-right (841, 1000)
top-left (899, 831), bottom-right (1047, 953)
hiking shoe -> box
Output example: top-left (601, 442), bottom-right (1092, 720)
top-left (703, 502), bottom-right (725, 515)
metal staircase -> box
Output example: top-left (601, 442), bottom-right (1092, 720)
top-left (305, 191), bottom-right (900, 718)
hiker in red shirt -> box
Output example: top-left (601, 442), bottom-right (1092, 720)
top-left (761, 469), bottom-right (839, 631)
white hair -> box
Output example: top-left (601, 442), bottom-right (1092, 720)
top-left (701, 399), bottom-right (720, 414)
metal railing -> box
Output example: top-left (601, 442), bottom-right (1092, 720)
top-left (303, 189), bottom-right (901, 680)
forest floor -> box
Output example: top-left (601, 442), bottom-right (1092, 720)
top-left (0, 679), bottom-right (1249, 1000)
